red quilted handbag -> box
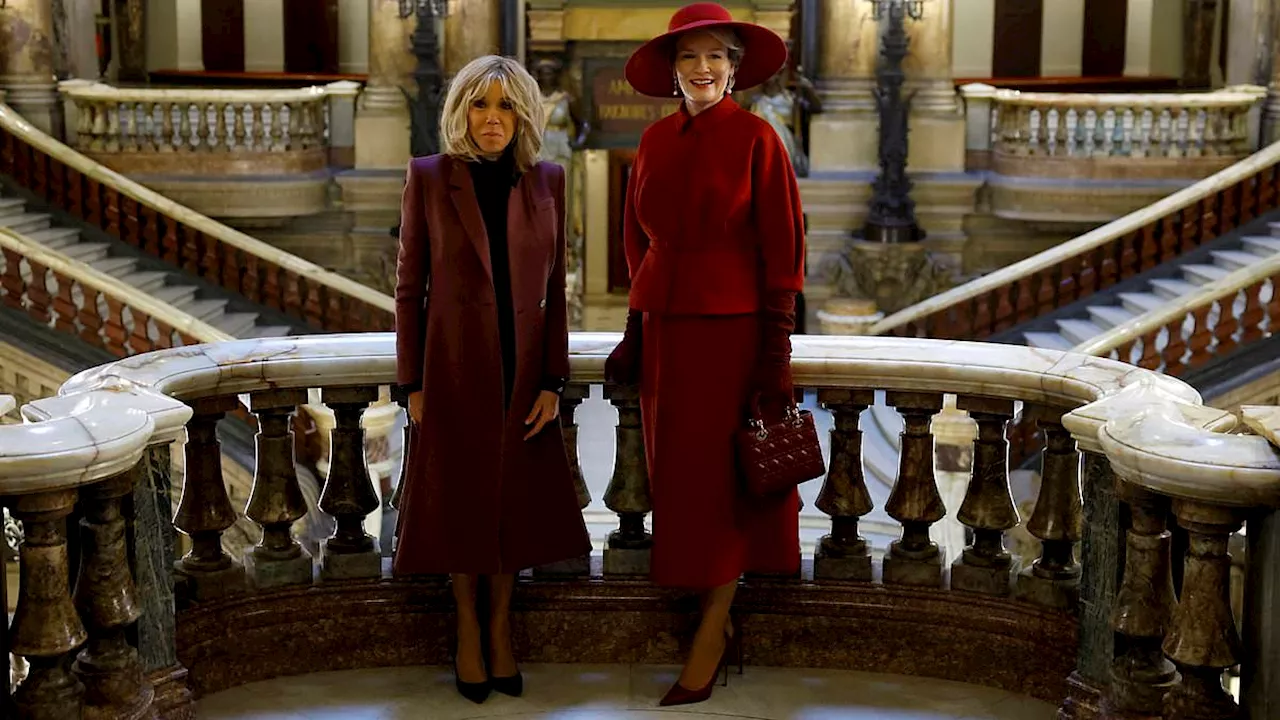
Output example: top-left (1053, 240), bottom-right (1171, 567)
top-left (735, 396), bottom-right (826, 498)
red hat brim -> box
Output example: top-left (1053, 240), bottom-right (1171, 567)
top-left (624, 18), bottom-right (788, 98)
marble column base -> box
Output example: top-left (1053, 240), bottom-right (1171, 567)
top-left (603, 547), bottom-right (650, 577)
top-left (813, 547), bottom-right (874, 582)
top-left (950, 556), bottom-right (1017, 597)
top-left (1014, 566), bottom-right (1080, 611)
top-left (173, 562), bottom-right (247, 604)
top-left (882, 550), bottom-right (944, 588)
top-left (149, 665), bottom-right (195, 720)
top-left (354, 106), bottom-right (411, 171)
top-left (1, 82), bottom-right (59, 135)
top-left (244, 549), bottom-right (314, 590)
top-left (319, 546), bottom-right (381, 581)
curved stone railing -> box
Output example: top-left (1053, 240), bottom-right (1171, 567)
top-left (59, 82), bottom-right (334, 176)
top-left (1070, 240), bottom-right (1280, 374)
top-left (0, 227), bottom-right (230, 355)
top-left (0, 103), bottom-right (393, 332)
top-left (3, 334), bottom-right (1279, 719)
top-left (872, 139), bottom-right (1280, 341)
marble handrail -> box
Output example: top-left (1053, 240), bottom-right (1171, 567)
top-left (0, 226), bottom-right (232, 349)
top-left (1070, 242), bottom-right (1280, 370)
top-left (59, 82), bottom-right (332, 105)
top-left (988, 86), bottom-right (1266, 108)
top-left (0, 333), bottom-right (1266, 509)
top-left (0, 103), bottom-right (393, 317)
top-left (869, 138), bottom-right (1280, 336)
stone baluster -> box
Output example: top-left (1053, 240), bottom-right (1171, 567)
top-left (536, 383), bottom-right (592, 578)
top-left (244, 390), bottom-right (313, 588)
top-left (1103, 482), bottom-right (1178, 716)
top-left (388, 389), bottom-right (410, 515)
top-left (173, 399), bottom-right (246, 601)
top-left (1016, 414), bottom-right (1084, 609)
top-left (882, 392), bottom-right (947, 587)
top-left (73, 467), bottom-right (151, 717)
top-left (602, 385), bottom-right (652, 576)
top-left (9, 488), bottom-right (88, 719)
top-left (1164, 500), bottom-right (1244, 720)
top-left (317, 387), bottom-right (382, 580)
top-left (951, 397), bottom-right (1018, 596)
top-left (814, 389), bottom-right (875, 582)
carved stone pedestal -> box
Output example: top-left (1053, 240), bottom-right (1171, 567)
top-left (822, 240), bottom-right (954, 316)
top-left (816, 298), bottom-right (883, 336)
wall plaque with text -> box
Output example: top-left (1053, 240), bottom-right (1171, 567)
top-left (587, 63), bottom-right (679, 147)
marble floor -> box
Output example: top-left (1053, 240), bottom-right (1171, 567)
top-left (197, 664), bottom-right (1057, 720)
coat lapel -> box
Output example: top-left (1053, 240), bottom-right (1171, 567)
top-left (448, 158), bottom-right (493, 282)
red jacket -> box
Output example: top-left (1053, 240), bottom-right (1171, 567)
top-left (625, 95), bottom-right (805, 315)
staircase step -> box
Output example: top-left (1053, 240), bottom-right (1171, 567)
top-left (1087, 305), bottom-right (1138, 329)
top-left (1149, 278), bottom-right (1200, 300)
top-left (62, 242), bottom-right (110, 263)
top-left (0, 198), bottom-right (26, 217)
top-left (95, 256), bottom-right (139, 277)
top-left (1242, 236), bottom-right (1280, 256)
top-left (25, 227), bottom-right (80, 249)
top-left (211, 312), bottom-right (260, 336)
top-left (0, 213), bottom-right (52, 233)
top-left (151, 284), bottom-right (198, 307)
top-left (1056, 318), bottom-right (1107, 345)
top-left (1118, 292), bottom-right (1166, 315)
top-left (1211, 249), bottom-right (1264, 271)
top-left (117, 270), bottom-right (169, 293)
top-left (1267, 221), bottom-right (1280, 237)
top-left (184, 298), bottom-right (229, 321)
top-left (241, 325), bottom-right (294, 339)
top-left (1182, 263), bottom-right (1230, 285)
top-left (1024, 332), bottom-right (1074, 351)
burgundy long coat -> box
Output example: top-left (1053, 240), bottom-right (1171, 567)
top-left (392, 154), bottom-right (590, 576)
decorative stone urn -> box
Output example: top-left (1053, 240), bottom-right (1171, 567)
top-left (817, 298), bottom-right (884, 335)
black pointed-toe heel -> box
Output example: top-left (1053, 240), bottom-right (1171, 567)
top-left (491, 672), bottom-right (524, 697)
top-left (454, 662), bottom-right (491, 704)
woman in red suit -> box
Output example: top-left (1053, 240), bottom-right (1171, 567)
top-left (605, 2), bottom-right (805, 707)
top-left (393, 55), bottom-right (591, 704)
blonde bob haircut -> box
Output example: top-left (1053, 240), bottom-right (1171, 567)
top-left (439, 55), bottom-right (545, 172)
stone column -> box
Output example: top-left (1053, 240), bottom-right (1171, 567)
top-left (903, 0), bottom-right (964, 173)
top-left (0, 0), bottom-right (61, 135)
top-left (113, 0), bottom-right (147, 82)
top-left (807, 0), bottom-right (880, 172)
top-left (58, 0), bottom-right (102, 79)
top-left (355, 0), bottom-right (417, 169)
top-left (444, 0), bottom-right (502, 75)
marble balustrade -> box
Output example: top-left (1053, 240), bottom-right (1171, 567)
top-left (1, 334), bottom-right (1279, 720)
top-left (56, 82), bottom-right (354, 178)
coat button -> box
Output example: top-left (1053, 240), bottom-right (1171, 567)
top-left (539, 299), bottom-right (546, 308)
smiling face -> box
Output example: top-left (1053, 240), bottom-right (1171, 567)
top-left (467, 80), bottom-right (517, 157)
top-left (674, 31), bottom-right (735, 114)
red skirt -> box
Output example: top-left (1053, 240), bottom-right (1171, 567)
top-left (641, 313), bottom-right (800, 589)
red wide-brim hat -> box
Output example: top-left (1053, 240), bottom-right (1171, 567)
top-left (624, 2), bottom-right (788, 98)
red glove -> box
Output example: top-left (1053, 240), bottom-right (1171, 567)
top-left (605, 310), bottom-right (644, 385)
top-left (751, 291), bottom-right (797, 413)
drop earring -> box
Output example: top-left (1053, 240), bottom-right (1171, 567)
top-left (727, 77), bottom-right (735, 95)
top-left (673, 76), bottom-right (680, 97)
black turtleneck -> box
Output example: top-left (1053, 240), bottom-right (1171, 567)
top-left (469, 149), bottom-right (519, 409)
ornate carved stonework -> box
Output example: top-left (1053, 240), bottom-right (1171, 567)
top-left (820, 240), bottom-right (955, 316)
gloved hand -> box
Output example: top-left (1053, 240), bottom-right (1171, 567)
top-left (751, 291), bottom-right (797, 414)
top-left (605, 310), bottom-right (644, 386)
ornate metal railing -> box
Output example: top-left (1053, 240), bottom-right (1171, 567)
top-left (57, 82), bottom-right (347, 176)
top-left (1, 334), bottom-right (1278, 719)
top-left (0, 103), bottom-right (392, 332)
top-left (873, 139), bottom-right (1280, 341)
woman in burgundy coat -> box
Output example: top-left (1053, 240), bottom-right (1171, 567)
top-left (605, 2), bottom-right (805, 707)
top-left (393, 55), bottom-right (591, 704)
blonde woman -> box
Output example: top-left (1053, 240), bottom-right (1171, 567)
top-left (392, 55), bottom-right (590, 704)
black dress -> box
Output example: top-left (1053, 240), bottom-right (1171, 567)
top-left (467, 151), bottom-right (519, 408)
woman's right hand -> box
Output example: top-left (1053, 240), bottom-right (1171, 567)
top-left (408, 390), bottom-right (424, 424)
top-left (604, 310), bottom-right (643, 386)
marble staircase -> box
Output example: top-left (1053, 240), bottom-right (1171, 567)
top-left (1021, 226), bottom-right (1280, 352)
top-left (0, 191), bottom-right (297, 339)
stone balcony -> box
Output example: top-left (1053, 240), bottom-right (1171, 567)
top-left (1, 334), bottom-right (1279, 720)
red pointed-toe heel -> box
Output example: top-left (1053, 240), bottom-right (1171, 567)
top-left (658, 623), bottom-right (739, 706)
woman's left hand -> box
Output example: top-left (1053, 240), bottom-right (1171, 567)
top-left (524, 390), bottom-right (561, 440)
